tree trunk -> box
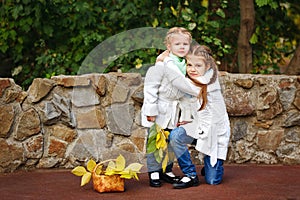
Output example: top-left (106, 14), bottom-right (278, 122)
top-left (238, 0), bottom-right (255, 73)
top-left (284, 44), bottom-right (300, 75)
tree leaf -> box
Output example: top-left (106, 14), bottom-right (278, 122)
top-left (133, 172), bottom-right (139, 180)
top-left (148, 123), bottom-right (158, 139)
top-left (256, 0), bottom-right (268, 7)
top-left (156, 129), bottom-right (167, 149)
top-left (152, 18), bottom-right (159, 27)
top-left (164, 131), bottom-right (170, 139)
top-left (147, 123), bottom-right (158, 153)
top-left (170, 6), bottom-right (177, 16)
top-left (216, 8), bottom-right (225, 18)
top-left (115, 154), bottom-right (126, 171)
top-left (162, 152), bottom-right (168, 173)
top-left (147, 133), bottom-right (157, 147)
top-left (154, 149), bottom-right (162, 163)
top-left (156, 131), bottom-right (162, 149)
top-left (71, 166), bottom-right (87, 176)
top-left (95, 164), bottom-right (103, 175)
top-left (125, 163), bottom-right (143, 172)
top-left (106, 161), bottom-right (116, 171)
top-left (105, 169), bottom-right (116, 176)
top-left (155, 123), bottom-right (163, 134)
top-left (87, 159), bottom-right (96, 172)
top-left (158, 148), bottom-right (164, 158)
top-left (119, 169), bottom-right (140, 180)
top-left (81, 172), bottom-right (91, 186)
top-left (207, 21), bottom-right (220, 29)
top-left (147, 140), bottom-right (157, 153)
top-left (120, 172), bottom-right (133, 179)
top-left (250, 33), bottom-right (258, 44)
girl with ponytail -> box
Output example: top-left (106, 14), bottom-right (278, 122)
top-left (162, 44), bottom-right (231, 188)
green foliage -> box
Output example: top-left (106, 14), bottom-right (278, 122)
top-left (251, 0), bottom-right (299, 74)
top-left (146, 123), bottom-right (170, 172)
top-left (0, 0), bottom-right (299, 88)
top-left (255, 0), bottom-right (278, 8)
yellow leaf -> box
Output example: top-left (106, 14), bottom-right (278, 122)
top-left (162, 142), bottom-right (168, 151)
top-left (115, 154), bottom-right (126, 171)
top-left (71, 166), bottom-right (87, 177)
top-left (119, 169), bottom-right (129, 174)
top-left (201, 0), bottom-right (209, 8)
top-left (120, 173), bottom-right (133, 179)
top-left (156, 131), bottom-right (161, 141)
top-left (95, 165), bottom-right (103, 175)
top-left (158, 148), bottom-right (164, 158)
top-left (170, 6), bottom-right (177, 16)
top-left (81, 172), bottom-right (91, 186)
top-left (125, 163), bottom-right (143, 173)
top-left (156, 132), bottom-right (167, 149)
top-left (105, 161), bottom-right (116, 175)
top-left (162, 152), bottom-right (168, 173)
top-left (107, 160), bottom-right (116, 170)
top-left (156, 132), bottom-right (161, 149)
top-left (119, 169), bottom-right (139, 180)
top-left (152, 18), bottom-right (159, 27)
top-left (87, 159), bottom-right (96, 172)
top-left (104, 169), bottom-right (116, 176)
top-left (156, 124), bottom-right (163, 133)
top-left (155, 124), bottom-right (169, 150)
top-left (164, 131), bottom-right (170, 139)
top-left (133, 172), bottom-right (139, 180)
top-left (156, 140), bottom-right (161, 149)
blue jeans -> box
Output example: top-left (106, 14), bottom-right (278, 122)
top-left (203, 155), bottom-right (224, 185)
top-left (169, 127), bottom-right (197, 177)
top-left (147, 129), bottom-right (174, 173)
top-left (169, 127), bottom-right (224, 184)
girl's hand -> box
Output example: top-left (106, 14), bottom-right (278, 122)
top-left (156, 50), bottom-right (169, 63)
top-left (177, 121), bottom-right (191, 126)
top-left (147, 116), bottom-right (156, 122)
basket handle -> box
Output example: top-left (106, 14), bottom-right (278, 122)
top-left (92, 159), bottom-right (115, 175)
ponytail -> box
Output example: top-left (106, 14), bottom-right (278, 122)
top-left (187, 45), bottom-right (218, 111)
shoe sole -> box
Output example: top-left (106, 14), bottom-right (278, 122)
top-left (150, 184), bottom-right (162, 187)
top-left (161, 177), bottom-right (179, 184)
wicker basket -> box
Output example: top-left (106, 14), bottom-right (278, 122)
top-left (92, 163), bottom-right (125, 193)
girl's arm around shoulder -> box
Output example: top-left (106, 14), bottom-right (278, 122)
top-left (163, 57), bottom-right (199, 96)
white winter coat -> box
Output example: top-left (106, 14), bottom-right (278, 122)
top-left (141, 61), bottom-right (192, 129)
top-left (163, 57), bottom-right (231, 167)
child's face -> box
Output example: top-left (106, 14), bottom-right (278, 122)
top-left (186, 55), bottom-right (209, 78)
top-left (167, 33), bottom-right (190, 58)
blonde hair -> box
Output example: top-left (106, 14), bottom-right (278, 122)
top-left (164, 27), bottom-right (192, 46)
top-left (186, 45), bottom-right (218, 111)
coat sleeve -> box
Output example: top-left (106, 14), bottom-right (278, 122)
top-left (163, 57), bottom-right (199, 96)
top-left (178, 94), bottom-right (194, 122)
top-left (195, 68), bottom-right (213, 84)
top-left (142, 62), bottom-right (165, 116)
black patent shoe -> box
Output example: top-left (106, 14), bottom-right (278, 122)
top-left (148, 172), bottom-right (162, 187)
top-left (201, 167), bottom-right (205, 176)
top-left (160, 172), bottom-right (180, 184)
top-left (173, 176), bottom-right (200, 189)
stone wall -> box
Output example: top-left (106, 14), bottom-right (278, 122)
top-left (0, 72), bottom-right (299, 173)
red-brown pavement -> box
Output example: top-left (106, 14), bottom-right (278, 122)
top-left (1, 164), bottom-right (299, 200)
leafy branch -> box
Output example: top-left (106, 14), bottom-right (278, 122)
top-left (71, 154), bottom-right (143, 186)
top-left (146, 123), bottom-right (170, 172)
